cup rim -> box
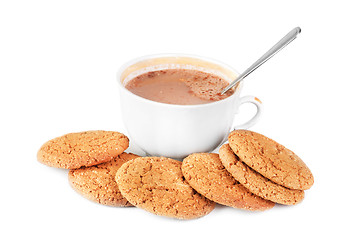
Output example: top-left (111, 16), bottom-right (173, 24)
top-left (116, 53), bottom-right (242, 108)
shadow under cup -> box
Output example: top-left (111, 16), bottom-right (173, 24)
top-left (117, 54), bottom-right (250, 159)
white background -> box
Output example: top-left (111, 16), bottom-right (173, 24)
top-left (1, 0), bottom-right (357, 239)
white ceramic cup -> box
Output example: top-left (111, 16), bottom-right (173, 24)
top-left (117, 54), bottom-right (262, 159)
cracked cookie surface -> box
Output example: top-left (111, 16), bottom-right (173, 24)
top-left (68, 153), bottom-right (139, 206)
top-left (219, 144), bottom-right (304, 205)
top-left (37, 131), bottom-right (129, 169)
top-left (115, 157), bottom-right (215, 219)
top-left (182, 153), bottom-right (274, 210)
top-left (228, 130), bottom-right (314, 190)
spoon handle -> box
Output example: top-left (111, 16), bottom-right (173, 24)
top-left (221, 27), bottom-right (301, 95)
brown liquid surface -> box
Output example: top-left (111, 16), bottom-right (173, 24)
top-left (125, 69), bottom-right (234, 105)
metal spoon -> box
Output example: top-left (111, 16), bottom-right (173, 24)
top-left (221, 27), bottom-right (301, 95)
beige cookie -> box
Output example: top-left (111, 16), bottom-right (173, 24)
top-left (219, 144), bottom-right (304, 205)
top-left (68, 153), bottom-right (139, 206)
top-left (115, 157), bottom-right (215, 220)
top-left (37, 131), bottom-right (129, 169)
top-left (182, 153), bottom-right (275, 210)
top-left (228, 130), bottom-right (314, 190)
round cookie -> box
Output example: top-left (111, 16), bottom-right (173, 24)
top-left (115, 157), bottom-right (215, 220)
top-left (219, 144), bottom-right (305, 205)
top-left (37, 131), bottom-right (129, 169)
top-left (182, 153), bottom-right (275, 210)
top-left (68, 153), bottom-right (139, 207)
top-left (228, 130), bottom-right (314, 190)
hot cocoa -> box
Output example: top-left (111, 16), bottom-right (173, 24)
top-left (125, 69), bottom-right (234, 105)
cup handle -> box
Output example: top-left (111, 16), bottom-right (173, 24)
top-left (233, 96), bottom-right (263, 129)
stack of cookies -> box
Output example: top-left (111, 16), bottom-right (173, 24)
top-left (37, 130), bottom-right (136, 207)
top-left (219, 130), bottom-right (314, 205)
top-left (183, 130), bottom-right (314, 210)
top-left (37, 130), bottom-right (216, 218)
top-left (37, 129), bottom-right (314, 220)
